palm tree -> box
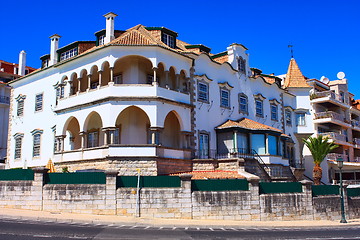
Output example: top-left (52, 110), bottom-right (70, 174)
top-left (303, 135), bottom-right (338, 185)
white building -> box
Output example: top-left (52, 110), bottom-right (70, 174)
top-left (7, 13), bottom-right (301, 179)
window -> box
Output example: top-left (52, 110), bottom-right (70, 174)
top-left (255, 99), bottom-right (263, 117)
top-left (56, 86), bottom-right (64, 101)
top-left (14, 136), bottom-right (23, 159)
top-left (114, 74), bottom-right (123, 84)
top-left (17, 99), bottom-right (24, 116)
top-left (237, 57), bottom-right (246, 72)
top-left (340, 91), bottom-right (345, 103)
top-left (268, 135), bottom-right (278, 155)
top-left (199, 133), bottom-right (209, 158)
top-left (33, 133), bottom-right (41, 157)
top-left (251, 134), bottom-right (265, 155)
top-left (285, 109), bottom-right (292, 126)
top-left (239, 94), bottom-right (248, 114)
top-left (35, 93), bottom-right (43, 112)
top-left (87, 131), bottom-right (98, 148)
top-left (296, 112), bottom-right (306, 126)
top-left (42, 59), bottom-right (49, 69)
top-left (99, 35), bottom-right (105, 45)
top-left (198, 82), bottom-right (208, 102)
top-left (60, 47), bottom-right (78, 61)
top-left (271, 104), bottom-right (278, 121)
top-left (161, 33), bottom-right (175, 48)
top-left (107, 129), bottom-right (119, 144)
top-left (220, 89), bottom-right (230, 108)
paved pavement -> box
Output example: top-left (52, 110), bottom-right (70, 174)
top-left (0, 208), bottom-right (359, 229)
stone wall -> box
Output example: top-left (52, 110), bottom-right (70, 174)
top-left (0, 169), bottom-right (358, 221)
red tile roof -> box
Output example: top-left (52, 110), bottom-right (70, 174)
top-left (170, 170), bottom-right (245, 179)
top-left (216, 118), bottom-right (282, 132)
top-left (283, 58), bottom-right (311, 88)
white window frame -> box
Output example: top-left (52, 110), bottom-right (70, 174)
top-left (87, 131), bottom-right (99, 148)
top-left (35, 93), bottom-right (43, 112)
top-left (285, 109), bottom-right (292, 126)
top-left (271, 104), bottom-right (278, 121)
top-left (14, 136), bottom-right (23, 159)
top-left (199, 133), bottom-right (210, 158)
top-left (255, 99), bottom-right (263, 117)
top-left (198, 82), bottom-right (209, 102)
top-left (60, 47), bottom-right (78, 61)
top-left (237, 57), bottom-right (246, 72)
top-left (161, 32), bottom-right (175, 48)
top-left (114, 74), bottom-right (123, 84)
top-left (99, 35), bottom-right (105, 45)
top-left (220, 89), bottom-right (230, 108)
top-left (296, 112), bottom-right (306, 126)
top-left (239, 94), bottom-right (248, 114)
top-left (17, 99), bottom-right (24, 116)
top-left (33, 133), bottom-right (41, 157)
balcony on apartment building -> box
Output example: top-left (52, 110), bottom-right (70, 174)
top-left (310, 91), bottom-right (349, 108)
top-left (352, 119), bottom-right (360, 132)
top-left (314, 111), bottom-right (351, 128)
top-left (327, 153), bottom-right (349, 162)
top-left (319, 132), bottom-right (352, 146)
top-left (0, 96), bottom-right (10, 105)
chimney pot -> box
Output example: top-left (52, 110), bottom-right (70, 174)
top-left (49, 34), bottom-right (61, 66)
top-left (103, 12), bottom-right (117, 44)
top-left (18, 50), bottom-right (26, 76)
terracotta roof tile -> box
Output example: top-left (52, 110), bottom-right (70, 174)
top-left (216, 118), bottom-right (283, 133)
top-left (284, 58), bottom-right (311, 88)
top-left (170, 170), bottom-right (245, 179)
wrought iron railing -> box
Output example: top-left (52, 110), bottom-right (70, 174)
top-left (327, 153), bottom-right (348, 161)
top-left (311, 91), bottom-right (349, 105)
top-left (314, 111), bottom-right (345, 122)
top-left (319, 132), bottom-right (347, 142)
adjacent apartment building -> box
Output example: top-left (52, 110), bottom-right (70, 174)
top-left (7, 13), bottom-right (306, 180)
top-left (0, 55), bottom-right (36, 162)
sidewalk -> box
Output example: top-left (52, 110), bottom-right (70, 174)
top-left (0, 208), bottom-right (359, 228)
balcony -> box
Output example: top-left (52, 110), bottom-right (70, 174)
top-left (54, 145), bottom-right (192, 163)
top-left (327, 153), bottom-right (349, 161)
top-left (310, 91), bottom-right (349, 108)
top-left (352, 120), bottom-right (360, 131)
top-left (55, 84), bottom-right (191, 112)
top-left (0, 96), bottom-right (9, 105)
top-left (319, 132), bottom-right (352, 146)
top-left (353, 138), bottom-right (360, 149)
top-left (314, 111), bottom-right (351, 128)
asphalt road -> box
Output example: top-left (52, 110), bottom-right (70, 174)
top-left (0, 218), bottom-right (359, 239)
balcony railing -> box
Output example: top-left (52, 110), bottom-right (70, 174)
top-left (319, 132), bottom-right (347, 142)
top-left (352, 119), bottom-right (360, 128)
top-left (354, 157), bottom-right (360, 163)
top-left (327, 153), bottom-right (349, 161)
top-left (0, 96), bottom-right (9, 104)
top-left (354, 138), bottom-right (360, 146)
top-left (311, 91), bottom-right (349, 105)
top-left (314, 111), bottom-right (346, 122)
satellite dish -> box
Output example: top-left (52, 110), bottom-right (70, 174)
top-left (337, 72), bottom-right (345, 79)
top-left (320, 76), bottom-right (330, 84)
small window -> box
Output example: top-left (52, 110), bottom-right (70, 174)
top-left (108, 129), bottom-right (119, 144)
top-left (114, 74), bottom-right (123, 84)
top-left (87, 131), bottom-right (98, 148)
top-left (255, 99), bottom-right (263, 117)
top-left (296, 112), bottom-right (306, 126)
top-left (17, 99), bottom-right (24, 116)
top-left (14, 137), bottom-right (23, 159)
top-left (220, 89), bottom-right (230, 108)
top-left (271, 104), bottom-right (278, 121)
top-left (239, 94), bottom-right (248, 114)
top-left (198, 82), bottom-right (208, 102)
top-left (285, 110), bottom-right (292, 126)
top-left (56, 86), bottom-right (64, 101)
top-left (161, 33), bottom-right (175, 48)
top-left (42, 59), bottom-right (49, 69)
top-left (33, 133), bottom-right (41, 157)
top-left (99, 35), bottom-right (105, 45)
top-left (237, 57), bottom-right (246, 72)
top-left (60, 47), bottom-right (78, 61)
top-left (35, 93), bottom-right (43, 112)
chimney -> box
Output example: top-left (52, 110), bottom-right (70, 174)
top-left (18, 50), bottom-right (26, 76)
top-left (49, 34), bottom-right (61, 66)
top-left (103, 12), bottom-right (118, 44)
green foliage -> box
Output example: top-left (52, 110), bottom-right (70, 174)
top-left (62, 167), bottom-right (69, 173)
top-left (303, 135), bottom-right (338, 165)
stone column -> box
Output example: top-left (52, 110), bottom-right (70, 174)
top-left (102, 128), bottom-right (108, 145)
top-left (79, 131), bottom-right (87, 149)
top-left (179, 174), bottom-right (192, 219)
top-left (300, 180), bottom-right (314, 220)
top-left (105, 170), bottom-right (118, 215)
top-left (149, 127), bottom-right (161, 145)
top-left (164, 71), bottom-right (169, 88)
top-left (248, 177), bottom-right (261, 221)
top-left (98, 70), bottom-right (103, 88)
top-left (233, 130), bottom-right (238, 153)
top-left (109, 67), bottom-right (114, 83)
top-left (33, 167), bottom-right (49, 211)
top-left (77, 78), bottom-right (81, 94)
top-left (87, 74), bottom-right (92, 91)
top-left (68, 80), bottom-right (73, 96)
top-left (175, 74), bottom-right (180, 91)
top-left (152, 67), bottom-right (158, 86)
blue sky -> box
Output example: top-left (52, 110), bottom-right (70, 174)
top-left (2, 0), bottom-right (359, 96)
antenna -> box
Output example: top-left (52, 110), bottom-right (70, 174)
top-left (337, 72), bottom-right (345, 80)
top-left (288, 44), bottom-right (294, 58)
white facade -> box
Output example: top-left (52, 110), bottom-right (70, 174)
top-left (0, 82), bottom-right (10, 161)
top-left (7, 15), bottom-right (300, 177)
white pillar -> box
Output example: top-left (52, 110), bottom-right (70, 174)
top-left (103, 12), bottom-right (118, 44)
top-left (49, 34), bottom-right (61, 66)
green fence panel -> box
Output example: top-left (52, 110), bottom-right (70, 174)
top-left (191, 179), bottom-right (249, 191)
top-left (259, 182), bottom-right (302, 194)
top-left (45, 172), bottom-right (106, 184)
top-left (347, 188), bottom-right (360, 197)
top-left (116, 176), bottom-right (181, 188)
top-left (0, 169), bottom-right (34, 181)
top-left (312, 185), bottom-right (339, 197)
